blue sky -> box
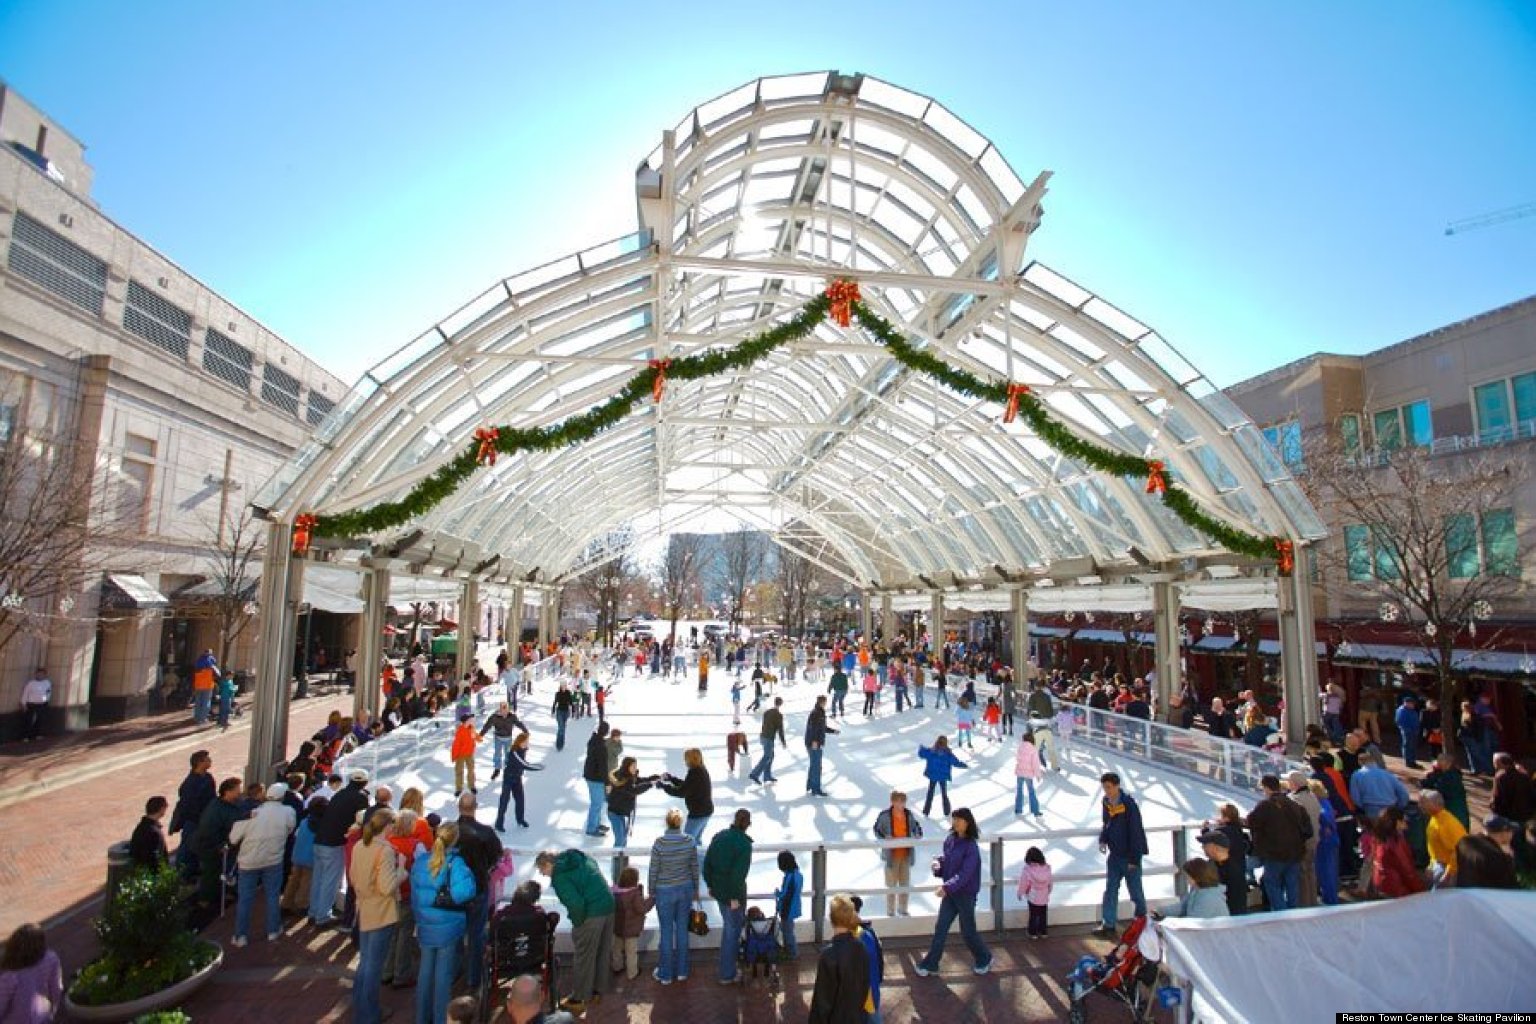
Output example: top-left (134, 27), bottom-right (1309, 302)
top-left (2, 1), bottom-right (1533, 389)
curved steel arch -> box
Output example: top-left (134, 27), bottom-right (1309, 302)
top-left (258, 72), bottom-right (1325, 587)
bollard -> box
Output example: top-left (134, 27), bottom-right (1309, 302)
top-left (990, 839), bottom-right (1006, 934)
top-left (1172, 828), bottom-right (1189, 900)
top-left (104, 840), bottom-right (133, 915)
top-left (811, 846), bottom-right (828, 945)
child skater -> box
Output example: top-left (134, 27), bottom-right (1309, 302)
top-left (1017, 846), bottom-right (1053, 938)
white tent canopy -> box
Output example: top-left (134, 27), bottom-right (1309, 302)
top-left (1159, 890), bottom-right (1536, 1022)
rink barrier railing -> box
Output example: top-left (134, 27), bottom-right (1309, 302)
top-left (334, 653), bottom-right (563, 785)
top-left (1054, 701), bottom-right (1307, 795)
top-left (497, 822), bottom-right (1201, 945)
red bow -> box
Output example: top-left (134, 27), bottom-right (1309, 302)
top-left (1003, 383), bottom-right (1031, 424)
top-left (825, 279), bottom-right (862, 328)
top-left (1145, 460), bottom-right (1167, 495)
top-left (292, 514), bottom-right (317, 556)
top-left (648, 359), bottom-right (671, 403)
top-left (474, 426), bottom-right (499, 466)
top-left (1275, 539), bottom-right (1295, 576)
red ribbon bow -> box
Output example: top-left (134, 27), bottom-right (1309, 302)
top-left (292, 514), bottom-right (317, 556)
top-left (1003, 383), bottom-right (1032, 424)
top-left (1145, 460), bottom-right (1168, 494)
top-left (825, 279), bottom-right (862, 328)
top-left (474, 426), bottom-right (499, 466)
top-left (1274, 539), bottom-right (1295, 576)
top-left (648, 359), bottom-right (671, 403)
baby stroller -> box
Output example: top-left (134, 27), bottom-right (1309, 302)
top-left (741, 906), bottom-right (781, 987)
top-left (481, 901), bottom-right (561, 1021)
top-left (1066, 916), bottom-right (1164, 1023)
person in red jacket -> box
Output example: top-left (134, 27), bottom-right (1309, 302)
top-left (451, 712), bottom-right (479, 796)
top-left (1366, 807), bottom-right (1425, 898)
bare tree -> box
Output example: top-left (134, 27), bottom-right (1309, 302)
top-left (776, 548), bottom-right (819, 638)
top-left (0, 428), bottom-right (138, 655)
top-left (660, 534), bottom-right (706, 645)
top-left (570, 554), bottom-right (640, 646)
top-left (201, 506), bottom-right (264, 668)
top-left (1300, 440), bottom-right (1528, 760)
top-left (717, 528), bottom-right (767, 632)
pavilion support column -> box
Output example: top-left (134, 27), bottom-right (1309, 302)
top-left (247, 524), bottom-right (302, 784)
top-left (353, 567), bottom-right (389, 723)
top-left (456, 578), bottom-right (480, 682)
top-left (1011, 587), bottom-right (1028, 676)
top-left (536, 591), bottom-right (552, 653)
top-left (881, 594), bottom-right (896, 645)
top-left (859, 591), bottom-right (873, 643)
top-left (510, 585), bottom-right (525, 653)
top-left (930, 592), bottom-right (944, 650)
top-left (1279, 553), bottom-right (1320, 746)
top-left (1151, 581), bottom-right (1181, 714)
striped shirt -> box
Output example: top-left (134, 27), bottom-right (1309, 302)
top-left (649, 829), bottom-right (701, 892)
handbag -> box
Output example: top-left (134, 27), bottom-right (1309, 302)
top-left (688, 905), bottom-right (710, 936)
top-left (432, 869), bottom-right (471, 912)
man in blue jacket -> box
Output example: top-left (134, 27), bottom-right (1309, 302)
top-left (1095, 772), bottom-right (1148, 937)
top-left (1394, 695), bottom-right (1423, 769)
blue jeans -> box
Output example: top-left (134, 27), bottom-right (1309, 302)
top-left (916, 892), bottom-right (990, 972)
top-left (354, 923), bottom-right (395, 1024)
top-left (416, 942), bottom-right (457, 1024)
top-left (235, 862), bottom-right (282, 939)
top-left (217, 693), bottom-right (232, 728)
top-left (831, 691), bottom-right (846, 716)
top-left (1261, 859), bottom-right (1300, 911)
top-left (717, 898), bottom-right (745, 981)
top-left (914, 683), bottom-right (924, 708)
top-left (750, 740), bottom-right (777, 781)
top-left (684, 815), bottom-right (710, 845)
top-left (491, 734), bottom-right (510, 773)
top-left (780, 913), bottom-right (798, 958)
top-left (1101, 854), bottom-right (1146, 928)
top-left (655, 884), bottom-right (693, 981)
top-left (193, 689), bottom-right (212, 724)
top-left (586, 780), bottom-right (607, 834)
top-left (895, 685), bottom-right (908, 712)
top-left (807, 744), bottom-right (825, 793)
top-left (935, 688), bottom-right (950, 709)
top-left (464, 891), bottom-right (489, 989)
top-left (1015, 777), bottom-right (1039, 816)
top-left (309, 844), bottom-right (345, 924)
top-left (923, 779), bottom-right (950, 816)
top-left (555, 709), bottom-right (569, 751)
top-left (608, 811), bottom-right (631, 848)
top-left (1399, 728), bottom-right (1420, 766)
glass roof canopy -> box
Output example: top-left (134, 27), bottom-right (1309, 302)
top-left (258, 72), bottom-right (1325, 589)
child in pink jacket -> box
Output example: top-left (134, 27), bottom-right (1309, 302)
top-left (1014, 730), bottom-right (1044, 818)
top-left (1017, 846), bottom-right (1053, 938)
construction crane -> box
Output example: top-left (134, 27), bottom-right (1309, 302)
top-left (1444, 201), bottom-right (1536, 236)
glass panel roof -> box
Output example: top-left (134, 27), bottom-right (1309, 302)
top-left (258, 73), bottom-right (1327, 586)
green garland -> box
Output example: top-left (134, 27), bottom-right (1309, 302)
top-left (312, 288), bottom-right (1286, 567)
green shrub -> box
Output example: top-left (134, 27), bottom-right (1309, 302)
top-left (134, 1011), bottom-right (192, 1024)
top-left (69, 866), bottom-right (217, 1007)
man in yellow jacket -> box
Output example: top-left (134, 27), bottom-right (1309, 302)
top-left (1419, 788), bottom-right (1466, 888)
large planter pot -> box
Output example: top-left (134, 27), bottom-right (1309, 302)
top-left (64, 942), bottom-right (223, 1023)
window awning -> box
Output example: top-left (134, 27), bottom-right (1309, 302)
top-left (101, 573), bottom-right (170, 610)
top-left (1334, 643), bottom-right (1535, 677)
top-left (172, 577), bottom-right (260, 602)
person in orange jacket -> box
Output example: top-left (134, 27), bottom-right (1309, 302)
top-left (451, 711), bottom-right (480, 796)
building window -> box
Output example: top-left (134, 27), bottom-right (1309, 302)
top-left (0, 404), bottom-right (15, 445)
top-left (306, 391), bottom-right (334, 427)
top-left (1445, 513), bottom-right (1480, 579)
top-left (1473, 373), bottom-right (1536, 444)
top-left (1371, 400), bottom-right (1432, 451)
top-left (202, 329), bottom-right (253, 391)
top-left (1372, 526), bottom-right (1400, 580)
top-left (124, 280), bottom-right (191, 360)
top-left (1338, 414), bottom-right (1361, 457)
top-left (1261, 420), bottom-right (1304, 471)
top-left (1344, 524), bottom-right (1373, 582)
top-left (261, 363), bottom-right (300, 416)
top-left (1482, 509), bottom-right (1518, 577)
top-left (7, 211), bottom-right (108, 315)
top-left (121, 432), bottom-right (156, 531)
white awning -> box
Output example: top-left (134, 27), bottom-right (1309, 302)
top-left (1177, 579), bottom-right (1277, 611)
top-left (101, 573), bottom-right (170, 610)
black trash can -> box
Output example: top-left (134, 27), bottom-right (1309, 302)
top-left (105, 840), bottom-right (133, 914)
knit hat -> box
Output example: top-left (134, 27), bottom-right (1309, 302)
top-left (264, 782), bottom-right (289, 802)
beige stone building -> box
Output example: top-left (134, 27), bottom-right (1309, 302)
top-left (1226, 294), bottom-right (1536, 752)
top-left (0, 83), bottom-right (348, 734)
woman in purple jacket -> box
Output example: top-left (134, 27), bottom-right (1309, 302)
top-left (914, 808), bottom-right (993, 977)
